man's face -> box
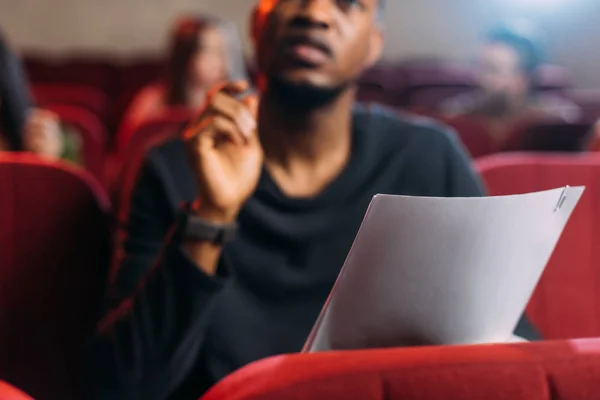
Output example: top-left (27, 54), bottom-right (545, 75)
top-left (254, 0), bottom-right (382, 92)
top-left (476, 42), bottom-right (529, 105)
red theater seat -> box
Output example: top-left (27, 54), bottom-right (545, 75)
top-left (0, 154), bottom-right (110, 400)
top-left (112, 59), bottom-right (163, 126)
top-left (32, 83), bottom-right (110, 121)
top-left (439, 115), bottom-right (496, 158)
top-left (0, 381), bottom-right (33, 400)
top-left (201, 339), bottom-right (600, 400)
top-left (24, 56), bottom-right (114, 92)
top-left (476, 153), bottom-right (600, 339)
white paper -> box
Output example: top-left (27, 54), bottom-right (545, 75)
top-left (304, 187), bottom-right (584, 352)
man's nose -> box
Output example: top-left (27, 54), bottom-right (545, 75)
top-left (290, 0), bottom-right (335, 29)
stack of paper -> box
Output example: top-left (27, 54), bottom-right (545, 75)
top-left (304, 187), bottom-right (584, 352)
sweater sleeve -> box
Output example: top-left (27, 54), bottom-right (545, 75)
top-left (87, 158), bottom-right (225, 400)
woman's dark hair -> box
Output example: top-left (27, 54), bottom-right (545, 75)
top-left (164, 15), bottom-right (247, 106)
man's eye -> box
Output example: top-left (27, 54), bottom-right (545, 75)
top-left (336, 0), bottom-right (366, 10)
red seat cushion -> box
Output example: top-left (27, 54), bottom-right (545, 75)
top-left (201, 339), bottom-right (600, 400)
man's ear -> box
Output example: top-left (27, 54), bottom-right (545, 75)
top-left (365, 28), bottom-right (383, 69)
top-left (251, 0), bottom-right (276, 44)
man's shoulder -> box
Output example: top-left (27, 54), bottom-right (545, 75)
top-left (354, 103), bottom-right (459, 151)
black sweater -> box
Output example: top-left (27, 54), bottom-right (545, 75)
top-left (89, 105), bottom-right (539, 400)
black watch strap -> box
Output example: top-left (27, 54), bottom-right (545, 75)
top-left (181, 205), bottom-right (237, 245)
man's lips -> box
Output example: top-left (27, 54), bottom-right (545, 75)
top-left (280, 35), bottom-right (333, 66)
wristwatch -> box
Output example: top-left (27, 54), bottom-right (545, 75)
top-left (179, 204), bottom-right (237, 245)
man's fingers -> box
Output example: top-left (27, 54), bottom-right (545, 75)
top-left (186, 116), bottom-right (246, 147)
top-left (243, 95), bottom-right (259, 121)
top-left (208, 80), bottom-right (250, 99)
top-left (209, 92), bottom-right (256, 139)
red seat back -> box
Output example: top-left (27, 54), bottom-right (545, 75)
top-left (0, 154), bottom-right (110, 399)
top-left (112, 59), bottom-right (163, 127)
top-left (476, 153), bottom-right (600, 339)
top-left (0, 381), bottom-right (33, 400)
top-left (201, 339), bottom-right (600, 400)
top-left (32, 84), bottom-right (110, 121)
top-left (44, 104), bottom-right (108, 179)
top-left (24, 56), bottom-right (114, 93)
top-left (439, 115), bottom-right (496, 158)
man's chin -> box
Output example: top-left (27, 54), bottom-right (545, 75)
top-left (266, 74), bottom-right (348, 110)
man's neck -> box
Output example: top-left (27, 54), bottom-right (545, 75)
top-left (258, 88), bottom-right (356, 198)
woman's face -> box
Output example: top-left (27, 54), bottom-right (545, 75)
top-left (188, 26), bottom-right (228, 88)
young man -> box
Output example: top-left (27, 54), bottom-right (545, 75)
top-left (442, 23), bottom-right (580, 146)
top-left (90, 1), bottom-right (538, 399)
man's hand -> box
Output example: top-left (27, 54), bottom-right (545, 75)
top-left (23, 109), bottom-right (64, 160)
top-left (184, 81), bottom-right (263, 223)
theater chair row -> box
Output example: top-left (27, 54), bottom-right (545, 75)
top-left (26, 55), bottom-right (600, 130)
top-left (1, 151), bottom-right (600, 399)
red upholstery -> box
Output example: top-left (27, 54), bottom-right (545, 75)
top-left (44, 103), bottom-right (108, 179)
top-left (201, 338), bottom-right (600, 400)
top-left (476, 153), bottom-right (600, 339)
top-left (24, 56), bottom-right (114, 93)
top-left (32, 83), bottom-right (109, 121)
top-left (112, 59), bottom-right (163, 126)
top-left (439, 115), bottom-right (496, 158)
top-left (0, 381), bottom-right (33, 400)
top-left (505, 122), bottom-right (594, 153)
top-left (0, 154), bottom-right (110, 400)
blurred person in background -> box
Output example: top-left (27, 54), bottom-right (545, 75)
top-left (442, 22), bottom-right (580, 147)
top-left (118, 15), bottom-right (247, 148)
top-left (0, 31), bottom-right (81, 163)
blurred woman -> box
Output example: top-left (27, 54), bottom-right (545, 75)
top-left (118, 15), bottom-right (248, 149)
top-left (0, 31), bottom-right (81, 163)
